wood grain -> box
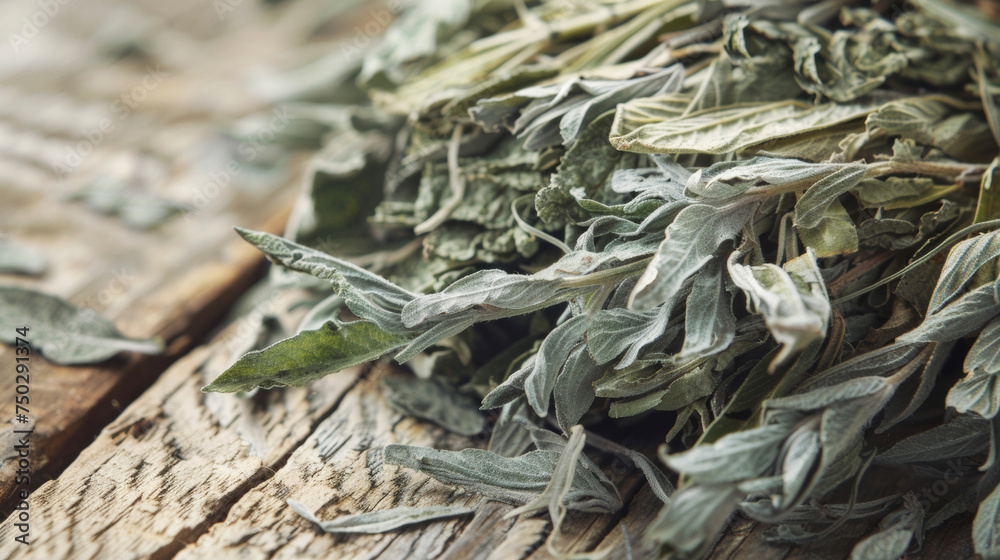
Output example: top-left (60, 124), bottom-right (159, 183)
top-left (0, 319), bottom-right (360, 560)
top-left (0, 0), bottom-right (321, 514)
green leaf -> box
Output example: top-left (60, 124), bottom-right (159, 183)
top-left (383, 444), bottom-right (621, 513)
top-left (975, 477), bottom-right (1000, 559)
top-left (677, 256), bottom-right (736, 360)
top-left (727, 249), bottom-right (830, 369)
top-left (796, 199), bottom-right (859, 257)
top-left (0, 286), bottom-right (162, 365)
top-left (630, 201), bottom-right (757, 310)
top-left (793, 164), bottom-right (867, 229)
top-left (288, 500), bottom-right (473, 534)
top-left (877, 414), bottom-right (990, 463)
top-left (610, 99), bottom-right (875, 155)
top-left (523, 315), bottom-right (587, 417)
top-left (849, 494), bottom-right (923, 560)
top-left (202, 320), bottom-right (411, 393)
top-left (974, 158), bottom-right (1000, 224)
top-left (644, 485), bottom-right (743, 560)
top-left (586, 305), bottom-right (675, 367)
top-left (665, 424), bottom-right (791, 485)
top-left (235, 228), bottom-right (416, 333)
top-left (400, 269), bottom-right (576, 329)
top-left (926, 230), bottom-right (1000, 315)
top-left (552, 344), bottom-right (605, 431)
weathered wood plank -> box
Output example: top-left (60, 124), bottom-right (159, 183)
top-left (173, 364), bottom-right (481, 560)
top-left (0, 315), bottom-right (360, 559)
top-left (0, 195), bottom-right (299, 512)
top-left (0, 0), bottom-right (334, 513)
top-left (593, 485), bottom-right (664, 560)
top-left (176, 364), bottom-right (668, 560)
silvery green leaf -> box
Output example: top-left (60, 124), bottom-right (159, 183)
top-left (394, 311), bottom-right (480, 363)
top-left (651, 363), bottom-right (718, 412)
top-left (0, 286), bottom-right (162, 365)
top-left (865, 96), bottom-right (951, 145)
top-left (358, 0), bottom-right (472, 88)
top-left (606, 389), bottom-right (671, 418)
top-left (288, 500), bottom-right (473, 534)
top-left (506, 425), bottom-right (622, 521)
top-left (792, 24), bottom-right (908, 103)
top-left (400, 269), bottom-right (579, 329)
top-left (772, 422), bottom-right (822, 513)
top-left (557, 66), bottom-right (684, 146)
top-left (900, 284), bottom-right (1000, 344)
top-left (877, 415), bottom-right (990, 464)
top-left (926, 230), bottom-right (1000, 315)
top-left (799, 343), bottom-right (926, 391)
top-left (766, 376), bottom-right (899, 468)
top-left (383, 445), bottom-right (621, 513)
top-left (943, 317), bottom-right (1000, 416)
top-left (686, 157), bottom-right (846, 200)
top-left (748, 494), bottom-right (902, 531)
top-left (481, 355), bottom-right (535, 411)
top-left (630, 201), bottom-right (758, 310)
top-left (553, 343), bottom-right (605, 431)
top-left (498, 66), bottom-right (683, 150)
top-left (586, 305), bottom-right (674, 368)
top-left (618, 157), bottom-right (693, 193)
top-left (505, 424), bottom-right (587, 520)
top-left (644, 484), bottom-right (743, 560)
top-left (968, 317), bottom-right (1000, 375)
top-left (975, 478), bottom-right (1000, 559)
top-left (0, 238), bottom-right (47, 276)
top-left (793, 163), bottom-right (868, 229)
top-left (523, 315), bottom-right (587, 417)
top-left (202, 320), bottom-right (410, 393)
top-left (796, 199), bottom-right (859, 258)
top-left (909, 0), bottom-right (999, 53)
top-left (728, 249), bottom-right (830, 368)
top-left (859, 200), bottom-right (962, 251)
top-left (379, 376), bottom-right (486, 436)
top-left (595, 357), bottom-right (702, 401)
top-left (593, 435), bottom-right (674, 504)
top-left (848, 494), bottom-right (923, 560)
top-left (878, 341), bottom-right (955, 432)
top-left (235, 228), bottom-right (416, 333)
top-left (537, 111), bottom-right (620, 228)
top-left (665, 424), bottom-right (791, 485)
top-left (678, 256), bottom-right (736, 361)
top-left (948, 373), bottom-right (1000, 419)
top-left (296, 293), bottom-right (344, 333)
top-left (610, 98), bottom-right (875, 155)
top-left (488, 397), bottom-right (538, 458)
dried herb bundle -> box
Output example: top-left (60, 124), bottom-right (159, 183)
top-left (202, 1), bottom-right (1000, 557)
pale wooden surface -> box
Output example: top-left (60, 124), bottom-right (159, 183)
top-left (0, 0), bottom-right (324, 521)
